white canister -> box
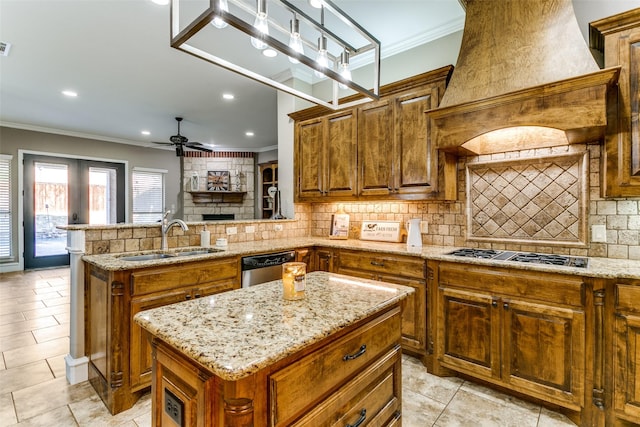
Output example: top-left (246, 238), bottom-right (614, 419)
top-left (200, 230), bottom-right (211, 247)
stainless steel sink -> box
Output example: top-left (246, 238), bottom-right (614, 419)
top-left (175, 248), bottom-right (224, 256)
top-left (119, 253), bottom-right (177, 261)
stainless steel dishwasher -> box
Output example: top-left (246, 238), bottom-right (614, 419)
top-left (241, 250), bottom-right (296, 288)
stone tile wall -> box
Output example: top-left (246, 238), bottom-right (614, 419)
top-left (309, 143), bottom-right (640, 260)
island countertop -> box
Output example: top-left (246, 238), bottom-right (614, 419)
top-left (133, 271), bottom-right (414, 381)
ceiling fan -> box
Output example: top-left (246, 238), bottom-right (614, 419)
top-left (153, 117), bottom-right (213, 157)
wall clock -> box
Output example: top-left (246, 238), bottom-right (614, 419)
top-left (207, 170), bottom-right (230, 191)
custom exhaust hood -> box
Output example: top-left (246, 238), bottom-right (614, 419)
top-left (427, 0), bottom-right (620, 157)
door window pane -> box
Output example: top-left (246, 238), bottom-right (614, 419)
top-left (34, 162), bottom-right (68, 257)
top-left (0, 155), bottom-right (12, 260)
top-left (132, 170), bottom-right (165, 223)
top-left (89, 167), bottom-right (118, 225)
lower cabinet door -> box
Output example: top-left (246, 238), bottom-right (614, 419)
top-left (130, 289), bottom-right (189, 391)
top-left (293, 348), bottom-right (402, 427)
top-left (502, 298), bottom-right (585, 408)
top-left (614, 310), bottom-right (640, 421)
top-left (438, 287), bottom-right (500, 380)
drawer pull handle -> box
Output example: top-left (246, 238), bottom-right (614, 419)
top-left (370, 261), bottom-right (385, 267)
top-left (343, 345), bottom-right (366, 361)
top-left (346, 408), bottom-right (366, 427)
top-left (185, 294), bottom-right (191, 300)
top-left (194, 293), bottom-right (201, 298)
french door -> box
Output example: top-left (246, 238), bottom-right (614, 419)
top-left (23, 154), bottom-right (125, 269)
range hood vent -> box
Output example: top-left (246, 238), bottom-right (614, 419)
top-left (428, 0), bottom-right (620, 156)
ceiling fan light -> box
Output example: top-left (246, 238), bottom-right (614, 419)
top-left (211, 0), bottom-right (229, 29)
top-left (250, 0), bottom-right (269, 50)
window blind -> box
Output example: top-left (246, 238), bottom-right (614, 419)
top-left (0, 155), bottom-right (13, 259)
top-left (132, 169), bottom-right (165, 223)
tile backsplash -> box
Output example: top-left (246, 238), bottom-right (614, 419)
top-left (309, 143), bottom-right (640, 260)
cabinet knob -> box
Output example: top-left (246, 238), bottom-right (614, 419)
top-left (185, 294), bottom-right (191, 300)
top-left (343, 344), bottom-right (367, 361)
top-left (370, 261), bottom-right (385, 267)
top-left (503, 302), bottom-right (510, 310)
top-left (491, 300), bottom-right (498, 308)
top-left (345, 408), bottom-right (367, 427)
top-left (194, 293), bottom-right (201, 299)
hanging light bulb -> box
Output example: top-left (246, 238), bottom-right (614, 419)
top-left (211, 0), bottom-right (228, 29)
top-left (338, 50), bottom-right (352, 89)
top-left (288, 16), bottom-right (304, 64)
top-left (250, 0), bottom-right (269, 50)
top-left (314, 36), bottom-right (328, 79)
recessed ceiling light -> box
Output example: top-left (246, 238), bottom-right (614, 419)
top-left (62, 90), bottom-right (78, 97)
top-left (222, 93), bottom-right (235, 100)
top-left (262, 48), bottom-right (277, 58)
top-left (245, 131), bottom-right (254, 137)
top-left (150, 0), bottom-right (169, 5)
top-left (309, 0), bottom-right (323, 8)
top-left (141, 130), bottom-right (151, 136)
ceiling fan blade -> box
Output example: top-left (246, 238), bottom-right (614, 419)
top-left (151, 141), bottom-right (174, 146)
top-left (185, 142), bottom-right (212, 153)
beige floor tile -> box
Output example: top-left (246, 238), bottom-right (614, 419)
top-left (13, 377), bottom-right (95, 421)
top-left (6, 405), bottom-right (77, 427)
top-left (402, 356), bottom-right (463, 404)
top-left (538, 406), bottom-right (578, 426)
top-left (0, 316), bottom-right (59, 338)
top-left (4, 337), bottom-right (69, 369)
top-left (0, 392), bottom-right (17, 425)
top-left (0, 301), bottom-right (46, 317)
top-left (54, 312), bottom-right (71, 324)
top-left (0, 312), bottom-right (25, 326)
top-left (435, 388), bottom-right (541, 427)
top-left (22, 304), bottom-right (70, 320)
top-left (32, 323), bottom-right (70, 343)
top-left (69, 392), bottom-right (148, 427)
top-left (0, 361), bottom-right (54, 393)
top-left (402, 387), bottom-right (446, 427)
top-left (0, 332), bottom-right (37, 352)
top-left (46, 354), bottom-right (67, 378)
top-left (42, 296), bottom-right (70, 308)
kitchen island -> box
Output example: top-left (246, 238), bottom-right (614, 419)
top-left (134, 271), bottom-right (414, 427)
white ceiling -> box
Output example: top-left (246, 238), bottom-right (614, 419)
top-left (1, 0), bottom-right (638, 153)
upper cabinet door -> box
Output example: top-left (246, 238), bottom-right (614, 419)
top-left (296, 117), bottom-right (325, 200)
top-left (592, 9), bottom-right (640, 197)
top-left (358, 99), bottom-right (394, 197)
top-left (394, 88), bottom-right (438, 195)
top-left (325, 110), bottom-right (358, 198)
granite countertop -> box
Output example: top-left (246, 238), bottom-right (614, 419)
top-left (83, 237), bottom-right (640, 280)
top-left (133, 271), bottom-right (414, 381)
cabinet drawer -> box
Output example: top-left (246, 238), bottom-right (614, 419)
top-left (616, 283), bottom-right (640, 313)
top-left (293, 348), bottom-right (401, 427)
top-left (339, 250), bottom-right (424, 280)
top-left (130, 257), bottom-right (238, 295)
top-left (269, 307), bottom-right (401, 427)
top-left (438, 262), bottom-right (584, 307)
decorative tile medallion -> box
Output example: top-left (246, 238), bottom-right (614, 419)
top-left (466, 152), bottom-right (588, 246)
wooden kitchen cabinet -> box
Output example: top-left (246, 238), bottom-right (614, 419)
top-left (295, 110), bottom-right (357, 200)
top-left (291, 66), bottom-right (453, 203)
top-left (335, 249), bottom-right (427, 361)
top-left (590, 9), bottom-right (640, 197)
top-left (431, 261), bottom-right (587, 412)
top-left (611, 282), bottom-right (640, 425)
top-left (85, 256), bottom-right (240, 414)
top-left (313, 247), bottom-right (336, 272)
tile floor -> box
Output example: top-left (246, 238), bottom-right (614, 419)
top-left (0, 267), bottom-right (578, 427)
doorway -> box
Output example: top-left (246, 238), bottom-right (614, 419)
top-left (23, 154), bottom-right (125, 269)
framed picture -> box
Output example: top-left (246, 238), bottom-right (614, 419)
top-left (207, 170), bottom-right (230, 191)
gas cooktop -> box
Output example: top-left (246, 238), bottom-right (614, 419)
top-left (447, 248), bottom-right (588, 268)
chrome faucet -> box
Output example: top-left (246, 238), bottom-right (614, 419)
top-left (161, 210), bottom-right (188, 251)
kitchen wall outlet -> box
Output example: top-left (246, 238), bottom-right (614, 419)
top-left (165, 389), bottom-right (183, 426)
top-left (421, 221), bottom-right (429, 234)
top-left (592, 224), bottom-right (607, 243)
top-left (245, 225), bottom-right (255, 233)
top-left (274, 224), bottom-right (283, 232)
top-left (226, 226), bottom-right (237, 235)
